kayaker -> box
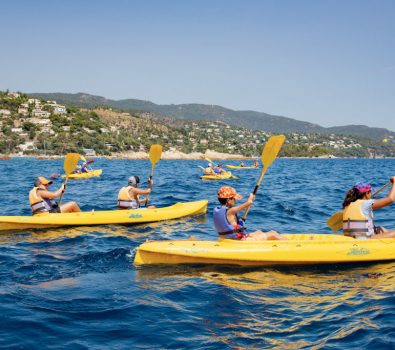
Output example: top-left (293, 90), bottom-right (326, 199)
top-left (117, 176), bottom-right (155, 209)
top-left (342, 178), bottom-right (395, 239)
top-left (213, 186), bottom-right (286, 241)
top-left (29, 176), bottom-right (81, 214)
top-left (240, 161), bottom-right (245, 167)
top-left (214, 164), bottom-right (225, 175)
top-left (253, 160), bottom-right (259, 167)
top-left (81, 162), bottom-right (90, 173)
top-left (204, 163), bottom-right (214, 175)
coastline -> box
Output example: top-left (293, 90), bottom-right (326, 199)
top-left (3, 151), bottom-right (393, 161)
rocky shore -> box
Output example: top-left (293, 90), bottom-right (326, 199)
top-left (106, 149), bottom-right (249, 160)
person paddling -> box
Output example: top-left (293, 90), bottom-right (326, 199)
top-left (213, 186), bottom-right (285, 241)
top-left (29, 176), bottom-right (81, 214)
top-left (204, 163), bottom-right (215, 175)
top-left (213, 164), bottom-right (225, 175)
top-left (342, 178), bottom-right (395, 239)
top-left (81, 162), bottom-right (90, 173)
top-left (117, 176), bottom-right (155, 209)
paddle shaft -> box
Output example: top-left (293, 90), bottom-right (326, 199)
top-left (242, 167), bottom-right (268, 220)
top-left (242, 135), bottom-right (285, 221)
top-left (57, 177), bottom-right (68, 207)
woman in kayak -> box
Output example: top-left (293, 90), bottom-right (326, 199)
top-left (29, 176), bottom-right (81, 214)
top-left (117, 176), bottom-right (155, 209)
top-left (213, 186), bottom-right (286, 241)
top-left (342, 178), bottom-right (395, 239)
top-left (213, 164), bottom-right (225, 175)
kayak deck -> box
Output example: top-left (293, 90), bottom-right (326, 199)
top-left (62, 169), bottom-right (103, 179)
top-left (134, 234), bottom-right (395, 266)
top-left (0, 200), bottom-right (207, 231)
top-left (200, 172), bottom-right (232, 180)
top-left (226, 165), bottom-right (258, 169)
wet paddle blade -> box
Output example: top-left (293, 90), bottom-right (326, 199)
top-left (327, 211), bottom-right (343, 232)
top-left (64, 153), bottom-right (80, 175)
top-left (261, 135), bottom-right (286, 169)
top-left (149, 144), bottom-right (162, 167)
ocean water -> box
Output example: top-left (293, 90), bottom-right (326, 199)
top-left (1, 157), bottom-right (395, 349)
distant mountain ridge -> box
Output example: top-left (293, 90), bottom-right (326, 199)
top-left (30, 92), bottom-right (394, 140)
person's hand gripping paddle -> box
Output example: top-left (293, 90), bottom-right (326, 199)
top-left (242, 135), bottom-right (286, 221)
top-left (58, 153), bottom-right (79, 207)
top-left (145, 144), bottom-right (163, 207)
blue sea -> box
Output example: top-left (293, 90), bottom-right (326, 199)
top-left (1, 157), bottom-right (395, 349)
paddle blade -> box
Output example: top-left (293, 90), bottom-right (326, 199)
top-left (327, 211), bottom-right (343, 232)
top-left (149, 144), bottom-right (162, 166)
top-left (261, 135), bottom-right (286, 168)
top-left (79, 155), bottom-right (87, 162)
top-left (64, 153), bottom-right (80, 175)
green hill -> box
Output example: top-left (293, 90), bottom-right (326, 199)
top-left (30, 92), bottom-right (395, 140)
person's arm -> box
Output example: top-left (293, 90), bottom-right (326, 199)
top-left (372, 176), bottom-right (395, 210)
top-left (132, 187), bottom-right (152, 196)
top-left (38, 185), bottom-right (64, 200)
top-left (227, 194), bottom-right (254, 217)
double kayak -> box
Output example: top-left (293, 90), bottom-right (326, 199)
top-left (0, 200), bottom-right (207, 231)
top-left (61, 169), bottom-right (103, 179)
top-left (134, 234), bottom-right (395, 266)
top-left (200, 172), bottom-right (232, 180)
top-left (226, 165), bottom-right (258, 169)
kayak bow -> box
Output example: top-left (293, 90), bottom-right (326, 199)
top-left (0, 200), bottom-right (207, 231)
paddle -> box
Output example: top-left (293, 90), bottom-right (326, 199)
top-left (327, 182), bottom-right (392, 232)
top-left (204, 156), bottom-right (238, 179)
top-left (242, 135), bottom-right (286, 221)
top-left (145, 144), bottom-right (163, 207)
top-left (58, 153), bottom-right (80, 207)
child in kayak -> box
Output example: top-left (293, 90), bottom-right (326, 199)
top-left (117, 176), bottom-right (155, 209)
top-left (213, 186), bottom-right (286, 241)
top-left (342, 178), bottom-right (395, 239)
top-left (29, 176), bottom-right (81, 214)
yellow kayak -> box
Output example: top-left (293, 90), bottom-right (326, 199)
top-left (134, 234), bottom-right (395, 266)
top-left (61, 169), bottom-right (103, 179)
top-left (200, 171), bottom-right (232, 180)
top-left (226, 165), bottom-right (258, 169)
top-left (0, 200), bottom-right (207, 231)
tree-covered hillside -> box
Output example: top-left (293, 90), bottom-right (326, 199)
top-left (30, 92), bottom-right (395, 140)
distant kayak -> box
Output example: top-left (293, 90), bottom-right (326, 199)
top-left (61, 169), bottom-right (103, 179)
top-left (200, 172), bottom-right (232, 180)
top-left (0, 200), bottom-right (208, 231)
top-left (226, 165), bottom-right (258, 169)
top-left (134, 234), bottom-right (395, 266)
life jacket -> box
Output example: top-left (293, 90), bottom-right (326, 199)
top-left (213, 206), bottom-right (247, 239)
top-left (117, 186), bottom-right (140, 209)
top-left (343, 199), bottom-right (374, 237)
top-left (29, 187), bottom-right (58, 215)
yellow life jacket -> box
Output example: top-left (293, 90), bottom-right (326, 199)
top-left (343, 200), bottom-right (374, 237)
top-left (29, 187), bottom-right (57, 215)
top-left (117, 186), bottom-right (139, 209)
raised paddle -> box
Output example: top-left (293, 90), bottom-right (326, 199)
top-left (327, 182), bottom-right (392, 232)
top-left (242, 135), bottom-right (286, 221)
top-left (204, 156), bottom-right (238, 179)
top-left (145, 144), bottom-right (163, 207)
top-left (58, 153), bottom-right (80, 207)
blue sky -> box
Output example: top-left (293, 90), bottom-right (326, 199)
top-left (1, 0), bottom-right (394, 130)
